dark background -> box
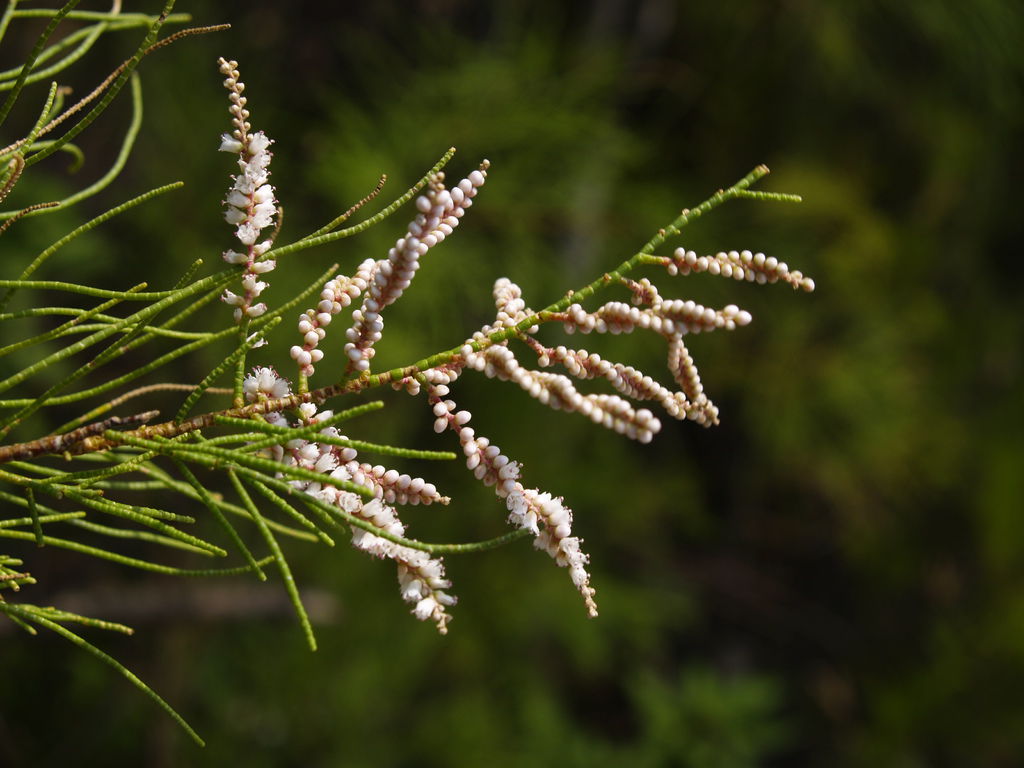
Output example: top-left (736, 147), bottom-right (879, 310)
top-left (1, 1), bottom-right (1022, 765)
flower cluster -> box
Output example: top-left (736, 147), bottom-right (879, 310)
top-left (242, 366), bottom-right (291, 402)
top-left (342, 164), bottom-right (488, 373)
top-left (435, 268), bottom-right (776, 435)
top-left (424, 375), bottom-right (599, 615)
top-left (377, 240), bottom-right (813, 617)
top-left (215, 57), bottom-right (814, 634)
top-left (239, 366), bottom-right (455, 632)
top-left (290, 259), bottom-right (375, 377)
top-left (0, 32), bottom-right (831, 744)
top-left (659, 247), bottom-right (816, 292)
top-left (217, 58), bottom-right (277, 322)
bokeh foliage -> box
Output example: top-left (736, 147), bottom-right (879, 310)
top-left (1, 1), bottom-right (1022, 765)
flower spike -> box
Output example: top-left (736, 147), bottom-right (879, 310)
top-left (216, 57), bottom-right (278, 322)
top-left (343, 163), bottom-right (489, 373)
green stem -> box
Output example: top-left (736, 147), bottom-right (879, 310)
top-left (16, 73), bottom-right (145, 216)
top-left (0, 603), bottom-right (204, 746)
top-left (1, 182), bottom-right (182, 309)
top-left (176, 317), bottom-right (280, 422)
top-left (25, 0), bottom-right (175, 167)
top-left (0, 0), bottom-right (79, 129)
top-left (229, 470), bottom-right (316, 651)
top-left (172, 458), bottom-right (264, 580)
top-left (0, 269), bottom-right (233, 397)
top-left (0, 286), bottom-right (144, 359)
top-left (248, 478), bottom-right (334, 547)
top-left (214, 414), bottom-right (455, 460)
top-left (0, 1), bottom-right (20, 49)
top-left (0, 527), bottom-right (271, 576)
top-left (25, 486), bottom-right (42, 545)
top-left (9, 9), bottom-right (190, 22)
top-left (268, 147), bottom-right (457, 261)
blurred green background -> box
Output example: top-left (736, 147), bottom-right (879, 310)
top-left (1, 1), bottom-right (1023, 765)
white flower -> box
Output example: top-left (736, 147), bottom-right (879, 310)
top-left (219, 133), bottom-right (243, 153)
top-left (241, 274), bottom-right (267, 296)
top-left (225, 189), bottom-right (250, 208)
top-left (221, 289), bottom-right (244, 306)
top-left (242, 366), bottom-right (291, 402)
top-left (247, 131), bottom-right (272, 155)
top-left (224, 207), bottom-right (247, 226)
top-left (253, 184), bottom-right (274, 204)
top-left (401, 578), bottom-right (424, 601)
top-left (413, 596), bottom-right (439, 621)
top-left (222, 249), bottom-right (247, 264)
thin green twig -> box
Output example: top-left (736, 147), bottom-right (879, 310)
top-left (229, 469), bottom-right (316, 651)
top-left (0, 527), bottom-right (272, 576)
top-left (267, 147), bottom-right (457, 261)
top-left (249, 477), bottom-right (334, 547)
top-left (0, 603), bottom-right (204, 746)
top-left (0, 269), bottom-right (234, 400)
top-left (0, 286), bottom-right (144, 359)
top-left (0, 181), bottom-right (183, 309)
top-left (172, 458), bottom-right (264, 580)
top-left (0, 0), bottom-right (79, 129)
top-left (214, 413), bottom-right (456, 460)
top-left (24, 0), bottom-right (175, 166)
top-left (176, 317), bottom-right (281, 422)
top-left (12, 72), bottom-right (145, 217)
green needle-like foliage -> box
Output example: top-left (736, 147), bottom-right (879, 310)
top-left (229, 469), bottom-right (316, 651)
top-left (0, 602), bottom-right (205, 746)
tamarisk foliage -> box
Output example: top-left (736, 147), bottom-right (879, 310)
top-left (0, 2), bottom-right (813, 745)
